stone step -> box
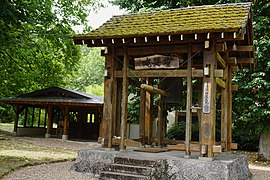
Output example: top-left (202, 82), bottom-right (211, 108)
top-left (108, 163), bottom-right (153, 176)
top-left (100, 171), bottom-right (150, 180)
top-left (114, 157), bottom-right (157, 167)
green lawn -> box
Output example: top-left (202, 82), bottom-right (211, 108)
top-left (0, 123), bottom-right (76, 178)
top-left (0, 123), bottom-right (14, 134)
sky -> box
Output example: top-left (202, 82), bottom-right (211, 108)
top-left (74, 0), bottom-right (126, 33)
top-left (89, 1), bottom-right (126, 29)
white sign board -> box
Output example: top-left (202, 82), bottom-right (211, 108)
top-left (202, 82), bottom-right (211, 114)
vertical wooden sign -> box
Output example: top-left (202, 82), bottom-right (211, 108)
top-left (202, 82), bottom-right (211, 114)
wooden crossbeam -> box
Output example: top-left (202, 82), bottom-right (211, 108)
top-left (227, 45), bottom-right (254, 52)
top-left (167, 143), bottom-right (200, 152)
top-left (226, 57), bottom-right (254, 64)
top-left (115, 69), bottom-right (224, 78)
top-left (231, 65), bottom-right (238, 72)
top-left (216, 53), bottom-right (227, 69)
top-left (114, 44), bottom-right (225, 56)
top-left (112, 138), bottom-right (142, 147)
top-left (216, 77), bottom-right (226, 89)
top-left (167, 144), bottom-right (233, 153)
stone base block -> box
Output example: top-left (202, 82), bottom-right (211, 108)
top-left (45, 133), bottom-right (51, 138)
top-left (62, 135), bottom-right (68, 140)
top-left (70, 149), bottom-right (252, 180)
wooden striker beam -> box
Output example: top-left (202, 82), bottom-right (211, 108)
top-left (140, 84), bottom-right (168, 96)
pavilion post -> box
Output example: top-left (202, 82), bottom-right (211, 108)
top-left (200, 50), bottom-right (217, 158)
top-left (185, 44), bottom-right (193, 157)
top-left (120, 48), bottom-right (128, 151)
top-left (62, 106), bottom-right (69, 140)
top-left (157, 94), bottom-right (164, 147)
top-left (102, 46), bottom-right (115, 148)
top-left (227, 65), bottom-right (233, 150)
top-left (145, 78), bottom-right (154, 145)
top-left (45, 105), bottom-right (53, 138)
top-left (13, 105), bottom-right (20, 135)
top-left (31, 107), bottom-right (35, 127)
top-left (116, 80), bottom-right (122, 137)
top-left (24, 107), bottom-right (28, 127)
top-left (109, 46), bottom-right (117, 148)
top-left (38, 108), bottom-right (41, 127)
top-left (139, 84), bottom-right (146, 145)
top-left (221, 66), bottom-right (229, 151)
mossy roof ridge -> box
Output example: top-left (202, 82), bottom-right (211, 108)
top-left (76, 2), bottom-right (251, 39)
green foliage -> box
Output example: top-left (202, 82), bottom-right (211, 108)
top-left (167, 121), bottom-right (199, 141)
top-left (67, 47), bottom-right (105, 92)
top-left (86, 83), bottom-right (104, 96)
top-left (0, 0), bottom-right (102, 123)
top-left (111, 0), bottom-right (248, 12)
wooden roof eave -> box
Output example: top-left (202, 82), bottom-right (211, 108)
top-left (2, 100), bottom-right (103, 107)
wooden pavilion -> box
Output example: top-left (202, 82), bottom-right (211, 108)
top-left (73, 3), bottom-right (254, 158)
top-left (1, 86), bottom-right (103, 140)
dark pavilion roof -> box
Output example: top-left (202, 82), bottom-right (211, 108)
top-left (74, 3), bottom-right (251, 40)
top-left (0, 86), bottom-right (103, 106)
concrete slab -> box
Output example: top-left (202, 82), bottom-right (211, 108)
top-left (70, 148), bottom-right (252, 180)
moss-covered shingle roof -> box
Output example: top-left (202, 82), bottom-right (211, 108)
top-left (75, 3), bottom-right (251, 39)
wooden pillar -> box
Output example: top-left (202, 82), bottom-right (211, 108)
top-left (62, 106), bottom-right (69, 140)
top-left (112, 69), bottom-right (118, 142)
top-left (227, 66), bottom-right (233, 150)
top-left (31, 107), bottom-right (35, 127)
top-left (108, 47), bottom-right (116, 148)
top-left (38, 108), bottom-right (41, 127)
top-left (102, 46), bottom-right (115, 148)
top-left (44, 109), bottom-right (47, 127)
top-left (200, 51), bottom-right (217, 158)
top-left (145, 78), bottom-right (153, 145)
top-left (116, 80), bottom-right (122, 137)
top-left (45, 105), bottom-right (53, 138)
top-left (185, 44), bottom-right (193, 157)
top-left (157, 94), bottom-right (164, 146)
top-left (24, 107), bottom-right (28, 127)
top-left (120, 48), bottom-right (128, 151)
top-left (221, 66), bottom-right (229, 151)
top-left (139, 87), bottom-right (146, 145)
top-left (14, 105), bottom-right (20, 134)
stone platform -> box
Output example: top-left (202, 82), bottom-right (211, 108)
top-left (70, 148), bottom-right (252, 180)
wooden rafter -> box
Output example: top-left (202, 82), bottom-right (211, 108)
top-left (140, 84), bottom-right (168, 97)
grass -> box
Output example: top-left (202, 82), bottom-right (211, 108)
top-left (0, 156), bottom-right (50, 178)
top-left (0, 123), bottom-right (13, 133)
top-left (0, 124), bottom-right (77, 178)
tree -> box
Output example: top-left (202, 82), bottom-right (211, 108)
top-left (0, 0), bottom-right (103, 122)
top-left (67, 47), bottom-right (105, 92)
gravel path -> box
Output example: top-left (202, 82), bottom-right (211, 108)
top-left (2, 137), bottom-right (270, 180)
top-left (2, 161), bottom-right (97, 180)
top-left (3, 161), bottom-right (270, 180)
top-left (250, 165), bottom-right (270, 180)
